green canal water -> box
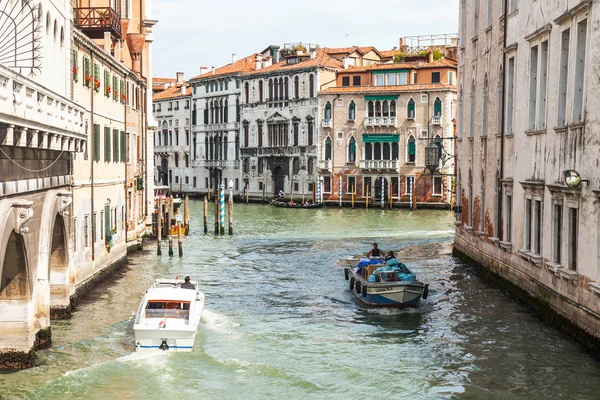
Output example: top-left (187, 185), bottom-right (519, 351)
top-left (2, 203), bottom-right (600, 399)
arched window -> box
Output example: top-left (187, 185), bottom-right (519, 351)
top-left (293, 158), bottom-right (300, 175)
top-left (468, 169), bottom-right (473, 227)
top-left (365, 143), bottom-right (372, 160)
top-left (223, 135), bottom-right (228, 160)
top-left (367, 101), bottom-right (374, 117)
top-left (284, 77), bottom-right (289, 99)
top-left (192, 103), bottom-right (197, 125)
top-left (407, 136), bottom-right (416, 162)
top-left (307, 119), bottom-right (314, 146)
top-left (46, 12), bottom-right (50, 34)
top-left (348, 137), bottom-right (356, 163)
top-left (243, 158), bottom-right (250, 173)
top-left (60, 26), bottom-right (64, 48)
top-left (374, 143), bottom-right (381, 159)
top-left (469, 79), bottom-right (476, 137)
top-left (383, 143), bottom-right (390, 159)
top-left (383, 101), bottom-right (389, 117)
top-left (259, 81), bottom-right (263, 103)
top-left (348, 100), bottom-right (356, 121)
top-left (224, 98), bottom-right (229, 122)
top-left (324, 102), bottom-right (332, 120)
top-left (375, 100), bottom-right (381, 117)
top-left (407, 98), bottom-right (416, 119)
top-left (434, 97), bottom-right (442, 117)
top-left (205, 137), bottom-right (209, 159)
top-left (390, 100), bottom-right (397, 117)
top-left (236, 98), bottom-right (240, 122)
top-left (391, 142), bottom-right (399, 160)
top-left (294, 76), bottom-right (299, 99)
top-left (308, 158), bottom-right (314, 175)
top-left (274, 78), bottom-right (279, 100)
top-left (244, 82), bottom-right (249, 104)
top-left (324, 137), bottom-right (332, 160)
top-left (309, 74), bottom-right (315, 97)
top-left (482, 76), bottom-right (489, 136)
top-left (279, 78), bottom-right (284, 100)
top-left (268, 79), bottom-right (273, 100)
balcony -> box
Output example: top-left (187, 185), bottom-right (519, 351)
top-left (432, 116), bottom-right (441, 125)
top-left (0, 64), bottom-right (86, 151)
top-left (319, 160), bottom-right (332, 171)
top-left (322, 119), bottom-right (332, 128)
top-left (191, 160), bottom-right (200, 168)
top-left (365, 116), bottom-right (397, 127)
top-left (359, 160), bottom-right (398, 170)
top-left (74, 7), bottom-right (122, 40)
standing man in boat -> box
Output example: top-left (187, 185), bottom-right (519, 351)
top-left (181, 276), bottom-right (195, 289)
top-left (366, 243), bottom-right (382, 258)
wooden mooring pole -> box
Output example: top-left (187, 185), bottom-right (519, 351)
top-left (366, 186), bottom-right (369, 210)
top-left (214, 196), bottom-right (219, 235)
top-left (157, 201), bottom-right (162, 256)
top-left (351, 185), bottom-right (354, 209)
top-left (184, 195), bottom-right (190, 235)
top-left (203, 196), bottom-right (208, 234)
top-left (177, 209), bottom-right (183, 257)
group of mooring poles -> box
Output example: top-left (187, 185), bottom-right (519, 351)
top-left (203, 183), bottom-right (234, 236)
top-left (156, 194), bottom-right (190, 258)
top-left (330, 177), bottom-right (416, 210)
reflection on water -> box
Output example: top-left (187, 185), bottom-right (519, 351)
top-left (1, 203), bottom-right (600, 399)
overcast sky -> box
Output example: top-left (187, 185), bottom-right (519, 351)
top-left (152, 0), bottom-right (459, 79)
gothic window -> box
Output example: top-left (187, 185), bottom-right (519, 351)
top-left (324, 102), bottom-right (332, 120)
top-left (348, 101), bottom-right (356, 120)
top-left (325, 137), bottom-right (332, 160)
top-left (309, 74), bottom-right (315, 97)
top-left (259, 80), bottom-right (263, 102)
top-left (294, 76), bottom-right (299, 99)
top-left (407, 135), bottom-right (416, 162)
top-left (244, 82), bottom-right (249, 103)
top-left (434, 97), bottom-right (442, 117)
top-left (348, 137), bottom-right (356, 163)
top-left (407, 98), bottom-right (416, 119)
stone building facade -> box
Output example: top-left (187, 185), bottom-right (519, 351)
top-left (455, 0), bottom-right (600, 345)
top-left (153, 74), bottom-right (192, 192)
top-left (239, 47), bottom-right (341, 201)
top-left (321, 57), bottom-right (457, 207)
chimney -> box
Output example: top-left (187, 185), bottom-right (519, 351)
top-left (200, 66), bottom-right (208, 75)
top-left (255, 54), bottom-right (263, 70)
top-left (343, 57), bottom-right (349, 69)
top-left (428, 51), bottom-right (434, 64)
top-left (211, 66), bottom-right (215, 75)
top-left (311, 50), bottom-right (316, 59)
top-left (232, 53), bottom-right (237, 63)
top-left (399, 37), bottom-right (404, 49)
top-left (181, 85), bottom-right (186, 96)
top-left (104, 32), bottom-right (111, 53)
top-left (176, 72), bottom-right (184, 85)
top-left (263, 56), bottom-right (272, 68)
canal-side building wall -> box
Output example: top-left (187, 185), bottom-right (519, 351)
top-left (320, 57), bottom-right (457, 207)
top-left (0, 0), bottom-right (87, 368)
top-left (240, 47), bottom-right (340, 201)
top-left (454, 0), bottom-right (600, 345)
top-left (189, 55), bottom-right (259, 197)
top-left (153, 75), bottom-right (192, 193)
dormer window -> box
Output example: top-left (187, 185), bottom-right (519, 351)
top-left (287, 57), bottom-right (299, 65)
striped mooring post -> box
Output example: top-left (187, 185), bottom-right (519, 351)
top-left (317, 178), bottom-right (322, 204)
top-left (409, 177), bottom-right (414, 211)
top-left (219, 183), bottom-right (225, 235)
top-left (339, 177), bottom-right (342, 208)
top-left (381, 177), bottom-right (385, 209)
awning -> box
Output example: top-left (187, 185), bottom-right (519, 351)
top-left (363, 134), bottom-right (400, 143)
top-left (364, 95), bottom-right (399, 101)
top-left (372, 69), bottom-right (409, 75)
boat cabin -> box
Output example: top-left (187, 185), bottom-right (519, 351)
top-left (145, 300), bottom-right (190, 319)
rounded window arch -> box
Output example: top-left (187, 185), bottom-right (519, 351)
top-left (324, 136), bottom-right (332, 160)
top-left (324, 101), bottom-right (332, 120)
top-left (348, 136), bottom-right (356, 163)
top-left (348, 100), bottom-right (356, 121)
top-left (407, 135), bottom-right (416, 162)
top-left (407, 98), bottom-right (416, 119)
top-left (53, 19), bottom-right (57, 40)
top-left (434, 97), bottom-right (442, 117)
top-left (60, 26), bottom-right (64, 48)
top-left (46, 12), bottom-right (51, 34)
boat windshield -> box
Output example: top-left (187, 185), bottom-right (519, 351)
top-left (145, 300), bottom-right (190, 319)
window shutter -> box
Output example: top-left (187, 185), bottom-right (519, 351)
top-left (120, 131), bottom-right (126, 162)
top-left (113, 76), bottom-right (119, 101)
top-left (350, 142), bottom-right (356, 153)
top-left (113, 129), bottom-right (119, 162)
top-left (434, 101), bottom-right (442, 115)
top-left (408, 141), bottom-right (416, 156)
top-left (104, 126), bottom-right (111, 162)
top-left (84, 57), bottom-right (90, 87)
top-left (104, 70), bottom-right (110, 97)
top-left (93, 124), bottom-right (100, 161)
top-left (120, 79), bottom-right (125, 103)
top-left (72, 49), bottom-right (78, 82)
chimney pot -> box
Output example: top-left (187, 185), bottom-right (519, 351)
top-left (232, 53), bottom-right (237, 63)
top-left (200, 66), bottom-right (208, 75)
top-left (103, 32), bottom-right (111, 53)
top-left (211, 66), bottom-right (215, 75)
top-left (176, 72), bottom-right (184, 85)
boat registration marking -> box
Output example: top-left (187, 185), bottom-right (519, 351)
top-left (374, 287), bottom-right (394, 293)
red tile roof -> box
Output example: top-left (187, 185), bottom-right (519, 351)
top-left (152, 83), bottom-right (192, 101)
top-left (190, 54), bottom-right (259, 81)
top-left (246, 48), bottom-right (342, 75)
top-left (322, 83), bottom-right (457, 95)
top-left (153, 77), bottom-right (177, 84)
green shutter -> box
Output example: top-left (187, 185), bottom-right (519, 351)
top-left (104, 126), bottom-right (111, 162)
top-left (93, 124), bottom-right (100, 161)
top-left (120, 131), bottom-right (126, 162)
top-left (120, 80), bottom-right (125, 103)
top-left (93, 63), bottom-right (100, 91)
top-left (84, 57), bottom-right (90, 87)
top-left (349, 142), bottom-right (356, 152)
top-left (408, 101), bottom-right (415, 112)
top-left (113, 76), bottom-right (118, 101)
top-left (113, 129), bottom-right (119, 162)
top-left (104, 70), bottom-right (110, 97)
top-left (408, 141), bottom-right (416, 156)
top-left (72, 49), bottom-right (78, 82)
top-left (364, 95), bottom-right (399, 101)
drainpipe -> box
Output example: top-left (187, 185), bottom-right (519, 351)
top-left (90, 50), bottom-right (95, 261)
top-left (124, 73), bottom-right (127, 242)
top-left (499, 0), bottom-right (509, 240)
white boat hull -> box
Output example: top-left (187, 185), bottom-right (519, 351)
top-left (134, 327), bottom-right (198, 352)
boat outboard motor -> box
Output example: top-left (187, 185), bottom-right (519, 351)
top-left (159, 340), bottom-right (170, 351)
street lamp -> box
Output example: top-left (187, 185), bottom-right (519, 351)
top-left (425, 140), bottom-right (442, 175)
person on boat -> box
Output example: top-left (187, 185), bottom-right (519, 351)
top-left (278, 190), bottom-right (285, 198)
top-left (385, 251), bottom-right (396, 262)
top-left (181, 276), bottom-right (195, 289)
top-left (366, 243), bottom-right (382, 258)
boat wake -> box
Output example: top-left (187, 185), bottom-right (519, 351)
top-left (201, 309), bottom-right (240, 336)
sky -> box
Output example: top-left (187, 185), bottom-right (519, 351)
top-left (151, 0), bottom-right (459, 79)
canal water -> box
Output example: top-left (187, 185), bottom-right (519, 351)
top-left (2, 202), bottom-right (600, 399)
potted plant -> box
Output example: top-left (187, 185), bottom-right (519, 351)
top-left (72, 65), bottom-right (78, 81)
top-left (93, 77), bottom-right (100, 91)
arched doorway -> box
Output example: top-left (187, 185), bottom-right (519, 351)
top-left (49, 215), bottom-right (67, 296)
top-left (0, 232), bottom-right (28, 299)
top-left (273, 166), bottom-right (285, 195)
top-left (161, 158), bottom-right (169, 185)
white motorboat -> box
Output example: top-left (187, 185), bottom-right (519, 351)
top-left (133, 278), bottom-right (205, 351)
